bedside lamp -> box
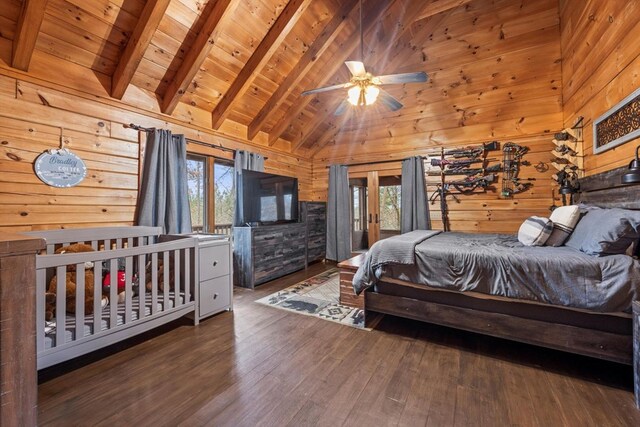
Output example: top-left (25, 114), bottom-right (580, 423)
top-left (622, 145), bottom-right (640, 184)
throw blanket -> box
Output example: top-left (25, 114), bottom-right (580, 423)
top-left (352, 230), bottom-right (441, 294)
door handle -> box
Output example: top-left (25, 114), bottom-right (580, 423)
top-left (375, 214), bottom-right (379, 224)
top-left (368, 214), bottom-right (372, 223)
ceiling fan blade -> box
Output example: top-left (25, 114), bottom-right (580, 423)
top-left (334, 100), bottom-right (350, 116)
top-left (378, 89), bottom-right (403, 111)
top-left (301, 82), bottom-right (353, 96)
top-left (345, 61), bottom-right (367, 77)
top-left (375, 71), bottom-right (428, 85)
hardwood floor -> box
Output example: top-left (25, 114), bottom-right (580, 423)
top-left (38, 263), bottom-right (640, 426)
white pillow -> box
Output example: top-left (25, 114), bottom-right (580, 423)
top-left (518, 216), bottom-right (553, 246)
top-left (545, 205), bottom-right (581, 247)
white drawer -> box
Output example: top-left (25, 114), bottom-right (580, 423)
top-left (200, 244), bottom-right (230, 281)
top-left (200, 275), bottom-right (231, 317)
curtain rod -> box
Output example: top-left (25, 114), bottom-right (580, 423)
top-left (324, 157), bottom-right (425, 168)
top-left (125, 123), bottom-right (268, 160)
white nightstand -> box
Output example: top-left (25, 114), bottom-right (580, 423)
top-left (190, 234), bottom-right (233, 320)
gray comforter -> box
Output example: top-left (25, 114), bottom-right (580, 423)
top-left (353, 232), bottom-right (640, 313)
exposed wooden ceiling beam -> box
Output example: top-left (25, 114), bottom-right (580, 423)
top-left (210, 0), bottom-right (313, 130)
top-left (309, 2), bottom-right (456, 157)
top-left (111, 0), bottom-right (171, 99)
top-left (11, 0), bottom-right (48, 71)
top-left (281, 0), bottom-right (397, 150)
top-left (246, 0), bottom-right (361, 141)
top-left (161, 0), bottom-right (236, 115)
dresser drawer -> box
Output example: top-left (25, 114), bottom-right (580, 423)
top-left (253, 231), bottom-right (283, 244)
top-left (200, 275), bottom-right (231, 317)
top-left (283, 227), bottom-right (305, 240)
top-left (200, 244), bottom-right (230, 281)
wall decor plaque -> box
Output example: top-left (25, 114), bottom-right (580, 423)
top-left (34, 148), bottom-right (87, 188)
top-left (593, 86), bottom-right (640, 154)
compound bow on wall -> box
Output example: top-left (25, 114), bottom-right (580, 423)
top-left (501, 142), bottom-right (535, 197)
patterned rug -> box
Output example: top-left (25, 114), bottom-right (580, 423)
top-left (255, 269), bottom-right (367, 329)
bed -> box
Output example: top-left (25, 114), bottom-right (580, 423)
top-left (26, 226), bottom-right (198, 369)
top-left (340, 166), bottom-right (640, 407)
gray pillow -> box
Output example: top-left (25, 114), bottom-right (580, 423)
top-left (564, 208), bottom-right (640, 255)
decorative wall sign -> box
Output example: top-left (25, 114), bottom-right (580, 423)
top-left (34, 148), bottom-right (87, 188)
top-left (593, 86), bottom-right (640, 154)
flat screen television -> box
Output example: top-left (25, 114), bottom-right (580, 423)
top-left (238, 170), bottom-right (299, 225)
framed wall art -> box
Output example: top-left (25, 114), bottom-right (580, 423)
top-left (593, 86), bottom-right (640, 154)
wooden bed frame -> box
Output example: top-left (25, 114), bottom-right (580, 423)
top-left (338, 165), bottom-right (640, 408)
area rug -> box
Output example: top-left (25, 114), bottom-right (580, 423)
top-left (255, 269), bottom-right (369, 329)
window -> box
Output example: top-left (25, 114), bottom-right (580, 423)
top-left (213, 161), bottom-right (234, 234)
top-left (185, 154), bottom-right (235, 234)
top-left (186, 155), bottom-right (206, 232)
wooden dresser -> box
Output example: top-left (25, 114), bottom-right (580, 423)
top-left (0, 233), bottom-right (45, 427)
top-left (302, 201), bottom-right (326, 264)
top-left (233, 223), bottom-right (307, 288)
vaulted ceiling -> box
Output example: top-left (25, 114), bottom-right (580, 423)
top-left (0, 0), bottom-right (560, 159)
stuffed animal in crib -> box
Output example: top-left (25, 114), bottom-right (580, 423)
top-left (103, 270), bottom-right (139, 304)
top-left (144, 258), bottom-right (176, 292)
top-left (46, 243), bottom-right (107, 321)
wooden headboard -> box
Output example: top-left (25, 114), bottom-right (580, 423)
top-left (577, 165), bottom-right (640, 209)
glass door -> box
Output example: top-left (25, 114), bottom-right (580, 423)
top-left (350, 178), bottom-right (368, 252)
top-left (378, 175), bottom-right (402, 240)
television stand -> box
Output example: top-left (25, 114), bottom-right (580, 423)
top-left (233, 202), bottom-right (326, 288)
top-left (233, 222), bottom-right (307, 288)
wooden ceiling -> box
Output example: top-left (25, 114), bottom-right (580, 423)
top-left (0, 0), bottom-right (560, 158)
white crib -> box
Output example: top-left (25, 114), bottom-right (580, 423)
top-left (27, 226), bottom-right (198, 369)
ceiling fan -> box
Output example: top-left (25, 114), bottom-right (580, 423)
top-left (300, 0), bottom-right (428, 115)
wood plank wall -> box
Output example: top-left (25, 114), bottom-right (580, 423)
top-left (311, 0), bottom-right (563, 234)
top-left (0, 72), bottom-right (312, 232)
top-left (560, 0), bottom-right (640, 176)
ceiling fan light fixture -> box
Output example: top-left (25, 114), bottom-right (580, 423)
top-left (347, 86), bottom-right (361, 106)
top-left (364, 85), bottom-right (379, 105)
top-left (347, 85), bottom-right (379, 106)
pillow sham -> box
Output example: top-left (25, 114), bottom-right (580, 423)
top-left (545, 205), bottom-right (581, 247)
top-left (518, 216), bottom-right (553, 246)
top-left (564, 208), bottom-right (640, 255)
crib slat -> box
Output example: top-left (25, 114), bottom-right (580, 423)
top-left (91, 241), bottom-right (98, 251)
top-left (125, 256), bottom-right (133, 323)
top-left (75, 263), bottom-right (85, 339)
top-left (127, 237), bottom-right (133, 249)
top-left (151, 252), bottom-right (158, 315)
top-left (56, 266), bottom-right (66, 346)
top-left (116, 238), bottom-right (122, 249)
top-left (37, 268), bottom-right (46, 354)
top-left (94, 262), bottom-right (102, 334)
top-left (138, 253), bottom-right (146, 320)
top-left (184, 248), bottom-right (190, 304)
top-left (174, 249), bottom-right (180, 307)
top-left (163, 251), bottom-right (169, 310)
top-left (109, 258), bottom-right (118, 329)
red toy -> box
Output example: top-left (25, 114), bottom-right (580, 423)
top-left (103, 271), bottom-right (126, 293)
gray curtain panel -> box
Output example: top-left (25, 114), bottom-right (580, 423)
top-left (234, 150), bottom-right (265, 226)
top-left (136, 129), bottom-right (192, 234)
top-left (326, 165), bottom-right (351, 262)
top-left (401, 156), bottom-right (431, 233)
